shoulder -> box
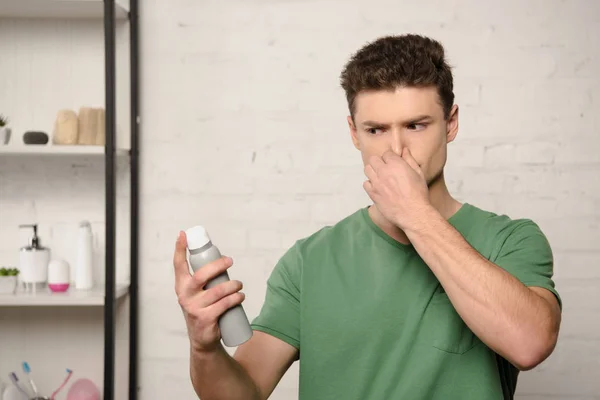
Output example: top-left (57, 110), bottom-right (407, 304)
top-left (268, 208), bottom-right (364, 282)
top-left (466, 203), bottom-right (545, 236)
top-left (463, 203), bottom-right (551, 258)
top-left (283, 208), bottom-right (366, 262)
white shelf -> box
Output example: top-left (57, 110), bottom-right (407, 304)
top-left (0, 145), bottom-right (129, 156)
top-left (0, 283), bottom-right (129, 306)
top-left (0, 0), bottom-right (129, 20)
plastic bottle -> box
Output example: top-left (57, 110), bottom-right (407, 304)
top-left (48, 259), bottom-right (70, 292)
top-left (75, 221), bottom-right (94, 290)
top-left (185, 225), bottom-right (253, 347)
top-left (18, 223), bottom-right (51, 293)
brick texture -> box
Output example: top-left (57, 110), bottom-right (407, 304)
top-left (138, 1), bottom-right (600, 398)
top-left (0, 0), bottom-right (598, 399)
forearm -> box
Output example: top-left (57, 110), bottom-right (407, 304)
top-left (190, 344), bottom-right (261, 400)
top-left (405, 208), bottom-right (556, 369)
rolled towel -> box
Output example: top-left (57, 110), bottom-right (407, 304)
top-left (77, 107), bottom-right (99, 145)
top-left (94, 107), bottom-right (105, 145)
top-left (52, 109), bottom-right (79, 145)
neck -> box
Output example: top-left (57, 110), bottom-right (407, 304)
top-left (367, 171), bottom-right (462, 245)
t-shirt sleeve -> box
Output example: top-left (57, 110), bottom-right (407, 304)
top-left (251, 244), bottom-right (302, 349)
top-left (493, 220), bottom-right (562, 310)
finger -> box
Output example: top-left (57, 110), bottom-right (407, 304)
top-left (382, 150), bottom-right (400, 164)
top-left (190, 256), bottom-right (234, 289)
top-left (402, 148), bottom-right (423, 177)
top-left (203, 291), bottom-right (246, 321)
top-left (364, 164), bottom-right (378, 183)
top-left (198, 280), bottom-right (243, 308)
top-left (363, 179), bottom-right (374, 195)
top-left (367, 155), bottom-right (385, 172)
top-left (173, 231), bottom-right (191, 285)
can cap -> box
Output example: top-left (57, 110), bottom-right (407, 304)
top-left (185, 225), bottom-right (211, 250)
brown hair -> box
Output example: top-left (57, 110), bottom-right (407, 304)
top-left (340, 34), bottom-right (455, 120)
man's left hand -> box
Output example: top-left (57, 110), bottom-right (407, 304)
top-left (363, 148), bottom-right (431, 230)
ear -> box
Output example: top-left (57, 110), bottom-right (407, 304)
top-left (446, 104), bottom-right (459, 144)
top-left (348, 116), bottom-right (360, 150)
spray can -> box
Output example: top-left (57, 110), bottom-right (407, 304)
top-left (185, 225), bottom-right (253, 347)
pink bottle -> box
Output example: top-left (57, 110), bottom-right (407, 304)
top-left (48, 259), bottom-right (70, 293)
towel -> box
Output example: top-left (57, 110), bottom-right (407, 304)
top-left (94, 108), bottom-right (105, 145)
top-left (52, 109), bottom-right (79, 145)
top-left (77, 107), bottom-right (98, 145)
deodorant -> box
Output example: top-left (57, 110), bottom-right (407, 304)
top-left (185, 225), bottom-right (253, 347)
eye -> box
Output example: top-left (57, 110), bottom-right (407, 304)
top-left (366, 127), bottom-right (384, 135)
top-left (407, 123), bottom-right (427, 131)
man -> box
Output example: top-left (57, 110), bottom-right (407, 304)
top-left (173, 34), bottom-right (562, 399)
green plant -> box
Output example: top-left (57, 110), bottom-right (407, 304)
top-left (0, 267), bottom-right (19, 276)
top-left (0, 114), bottom-right (8, 127)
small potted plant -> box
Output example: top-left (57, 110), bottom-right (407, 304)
top-left (0, 267), bottom-right (19, 294)
top-left (0, 114), bottom-right (11, 145)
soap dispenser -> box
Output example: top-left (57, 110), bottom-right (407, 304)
top-left (19, 224), bottom-right (51, 293)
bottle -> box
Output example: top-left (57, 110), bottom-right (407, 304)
top-left (48, 259), bottom-right (70, 292)
top-left (18, 224), bottom-right (51, 293)
top-left (185, 225), bottom-right (253, 347)
top-left (75, 221), bottom-right (94, 290)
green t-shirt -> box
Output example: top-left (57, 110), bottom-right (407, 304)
top-left (251, 203), bottom-right (561, 400)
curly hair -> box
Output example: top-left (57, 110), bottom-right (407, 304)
top-left (340, 34), bottom-right (455, 120)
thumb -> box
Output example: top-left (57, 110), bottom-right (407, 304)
top-left (173, 231), bottom-right (191, 285)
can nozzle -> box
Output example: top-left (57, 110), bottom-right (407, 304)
top-left (185, 225), bottom-right (211, 250)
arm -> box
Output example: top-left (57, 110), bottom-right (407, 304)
top-left (190, 344), bottom-right (260, 400)
top-left (363, 149), bottom-right (561, 371)
top-left (404, 207), bottom-right (561, 370)
top-left (173, 232), bottom-right (297, 400)
top-left (234, 331), bottom-right (299, 399)
top-left (190, 331), bottom-right (297, 400)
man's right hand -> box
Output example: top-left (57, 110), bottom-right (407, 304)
top-left (173, 231), bottom-right (245, 354)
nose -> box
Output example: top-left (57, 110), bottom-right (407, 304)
top-left (391, 128), bottom-right (403, 156)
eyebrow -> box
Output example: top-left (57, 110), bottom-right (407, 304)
top-left (362, 115), bottom-right (433, 127)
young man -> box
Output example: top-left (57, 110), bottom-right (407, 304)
top-left (173, 34), bottom-right (562, 399)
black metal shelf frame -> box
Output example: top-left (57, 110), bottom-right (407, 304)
top-left (103, 0), bottom-right (139, 399)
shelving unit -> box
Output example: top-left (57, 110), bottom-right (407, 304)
top-left (0, 284), bottom-right (130, 306)
top-left (0, 0), bottom-right (129, 20)
top-left (0, 1), bottom-right (139, 399)
top-left (0, 145), bottom-right (130, 156)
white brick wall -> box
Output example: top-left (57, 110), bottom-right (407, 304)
top-left (1, 0), bottom-right (598, 398)
top-left (140, 1), bottom-right (600, 398)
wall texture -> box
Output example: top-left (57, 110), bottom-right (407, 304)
top-left (1, 0), bottom-right (598, 399)
top-left (139, 1), bottom-right (600, 399)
